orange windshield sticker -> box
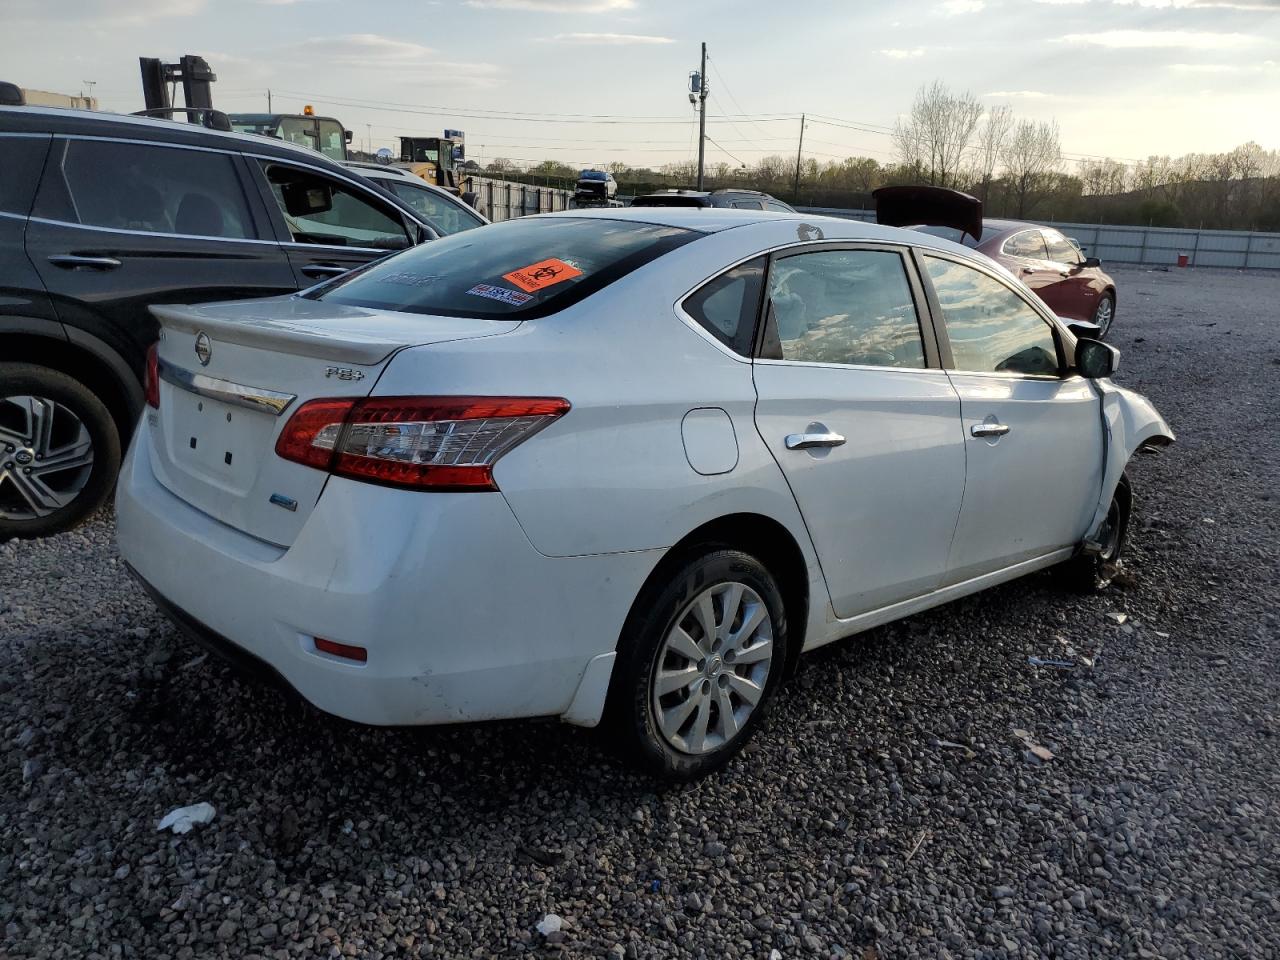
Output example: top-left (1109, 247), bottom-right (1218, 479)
top-left (502, 258), bottom-right (584, 293)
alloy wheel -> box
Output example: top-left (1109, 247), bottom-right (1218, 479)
top-left (651, 581), bottom-right (775, 755)
top-left (0, 395), bottom-right (96, 520)
top-left (1094, 296), bottom-right (1114, 337)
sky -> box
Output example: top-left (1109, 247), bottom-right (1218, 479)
top-left (4, 0), bottom-right (1279, 173)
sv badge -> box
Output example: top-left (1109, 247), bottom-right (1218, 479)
top-left (325, 366), bottom-right (366, 381)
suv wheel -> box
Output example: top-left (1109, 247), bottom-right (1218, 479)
top-left (0, 362), bottom-right (121, 540)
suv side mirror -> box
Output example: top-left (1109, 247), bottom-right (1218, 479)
top-left (1076, 338), bottom-right (1119, 379)
top-left (1084, 256), bottom-right (1102, 269)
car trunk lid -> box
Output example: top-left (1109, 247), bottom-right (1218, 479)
top-left (147, 297), bottom-right (518, 547)
top-left (873, 185), bottom-right (983, 242)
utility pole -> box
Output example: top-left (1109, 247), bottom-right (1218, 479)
top-left (696, 42), bottom-right (708, 190)
top-left (267, 88), bottom-right (272, 112)
top-left (793, 113), bottom-right (806, 202)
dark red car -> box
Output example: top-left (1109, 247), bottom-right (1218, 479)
top-left (872, 187), bottom-right (1117, 338)
top-left (915, 220), bottom-right (1117, 337)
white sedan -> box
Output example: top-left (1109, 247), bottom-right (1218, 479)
top-left (116, 209), bottom-right (1172, 779)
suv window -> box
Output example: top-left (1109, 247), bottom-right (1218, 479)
top-left (1043, 230), bottom-right (1081, 264)
top-left (924, 256), bottom-right (1059, 376)
top-left (1003, 230), bottom-right (1048, 260)
top-left (33, 139), bottom-right (255, 239)
top-left (762, 249), bottom-right (926, 369)
top-left (0, 135), bottom-right (51, 216)
top-left (730, 199), bottom-right (763, 210)
top-left (765, 201), bottom-right (792, 213)
top-left (264, 164), bottom-right (411, 250)
top-left (682, 257), bottom-right (765, 356)
top-left (383, 180), bottom-right (483, 236)
top-left (318, 216), bottom-right (695, 319)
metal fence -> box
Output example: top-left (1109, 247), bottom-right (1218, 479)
top-left (795, 206), bottom-right (1280, 270)
top-left (465, 176), bottom-right (574, 222)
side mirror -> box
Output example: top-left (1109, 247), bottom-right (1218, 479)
top-left (1066, 319), bottom-right (1102, 341)
top-left (1084, 256), bottom-right (1102, 269)
top-left (461, 190), bottom-right (479, 209)
top-left (1076, 338), bottom-right (1119, 379)
top-left (345, 130), bottom-right (354, 144)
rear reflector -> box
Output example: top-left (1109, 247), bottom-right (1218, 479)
top-left (275, 396), bottom-right (570, 491)
top-left (144, 343), bottom-right (160, 409)
top-left (314, 637), bottom-right (368, 663)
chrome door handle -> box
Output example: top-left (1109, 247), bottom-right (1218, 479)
top-left (785, 431), bottom-right (846, 450)
top-left (971, 423), bottom-right (1011, 438)
top-left (301, 263), bottom-right (350, 279)
top-left (47, 254), bottom-right (122, 270)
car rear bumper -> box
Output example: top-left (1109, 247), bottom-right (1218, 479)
top-left (115, 427), bottom-right (661, 727)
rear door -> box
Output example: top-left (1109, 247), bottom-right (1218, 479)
top-left (919, 253), bottom-right (1102, 583)
top-left (1041, 228), bottom-right (1098, 322)
top-left (24, 136), bottom-right (297, 371)
top-left (751, 244), bottom-right (966, 618)
top-left (1001, 229), bottom-right (1058, 298)
top-left (249, 159), bottom-right (420, 286)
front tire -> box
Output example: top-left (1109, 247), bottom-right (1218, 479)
top-left (1059, 473), bottom-right (1132, 592)
top-left (607, 549), bottom-right (789, 780)
top-left (0, 362), bottom-right (121, 540)
top-left (1093, 292), bottom-right (1116, 339)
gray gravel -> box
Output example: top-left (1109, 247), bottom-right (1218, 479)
top-left (3, 265), bottom-right (1279, 959)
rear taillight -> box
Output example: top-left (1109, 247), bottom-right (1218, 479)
top-left (144, 343), bottom-right (160, 408)
top-left (275, 396), bottom-right (569, 491)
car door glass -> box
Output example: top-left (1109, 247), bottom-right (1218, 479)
top-left (1043, 231), bottom-right (1080, 264)
top-left (764, 249), bottom-right (926, 369)
top-left (265, 165), bottom-right (411, 250)
top-left (731, 200), bottom-right (764, 209)
top-left (1004, 230), bottom-right (1048, 260)
top-left (386, 181), bottom-right (483, 235)
top-left (33, 139), bottom-right (255, 239)
top-left (924, 256), bottom-right (1060, 377)
top-left (682, 257), bottom-right (765, 356)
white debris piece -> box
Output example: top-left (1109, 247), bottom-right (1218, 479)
top-left (536, 914), bottom-right (563, 936)
top-left (156, 802), bottom-right (216, 834)
top-left (1107, 612), bottom-right (1129, 625)
top-left (770, 950), bottom-right (783, 960)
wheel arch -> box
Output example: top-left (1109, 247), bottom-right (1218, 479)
top-left (627, 512), bottom-right (811, 679)
top-left (0, 330), bottom-right (142, 439)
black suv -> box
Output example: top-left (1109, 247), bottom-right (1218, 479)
top-left (629, 189), bottom-right (794, 212)
top-left (0, 106), bottom-right (440, 539)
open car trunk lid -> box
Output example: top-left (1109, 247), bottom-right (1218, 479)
top-left (873, 185), bottom-right (983, 242)
top-left (147, 297), bottom-right (519, 547)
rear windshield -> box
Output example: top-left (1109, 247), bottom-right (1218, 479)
top-left (316, 216), bottom-right (696, 319)
top-left (911, 224), bottom-right (1001, 247)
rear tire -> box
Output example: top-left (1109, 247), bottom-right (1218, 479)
top-left (1058, 473), bottom-right (1132, 593)
top-left (606, 549), bottom-right (789, 780)
top-left (0, 362), bottom-right (121, 541)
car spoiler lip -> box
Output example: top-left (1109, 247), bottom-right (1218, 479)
top-left (873, 185), bottom-right (983, 242)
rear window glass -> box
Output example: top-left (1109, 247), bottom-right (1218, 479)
top-left (317, 216), bottom-right (696, 319)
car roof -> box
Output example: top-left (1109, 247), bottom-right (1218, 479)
top-left (0, 105), bottom-right (347, 168)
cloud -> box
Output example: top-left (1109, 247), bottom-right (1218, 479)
top-left (985, 90), bottom-right (1054, 98)
top-left (1169, 59), bottom-right (1279, 72)
top-left (280, 35), bottom-right (502, 86)
top-left (1115, 0), bottom-right (1280, 7)
top-left (880, 48), bottom-right (926, 58)
top-left (940, 0), bottom-right (986, 11)
top-left (1056, 29), bottom-right (1262, 48)
top-left (465, 0), bottom-right (634, 10)
top-left (10, 0), bottom-right (203, 20)
top-left (544, 32), bottom-right (675, 44)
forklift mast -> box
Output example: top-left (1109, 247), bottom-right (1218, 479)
top-left (139, 55), bottom-right (217, 111)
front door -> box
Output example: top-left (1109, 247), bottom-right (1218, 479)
top-left (25, 137), bottom-right (297, 369)
top-left (920, 254), bottom-right (1103, 583)
top-left (251, 160), bottom-right (417, 287)
top-left (752, 245), bottom-right (966, 618)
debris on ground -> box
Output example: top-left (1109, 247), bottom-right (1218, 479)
top-left (1012, 729), bottom-right (1055, 762)
top-left (535, 914), bottom-right (563, 936)
top-left (1107, 612), bottom-right (1129, 625)
top-left (156, 802), bottom-right (216, 835)
top-left (1027, 656), bottom-right (1075, 669)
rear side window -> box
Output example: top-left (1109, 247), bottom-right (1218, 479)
top-left (264, 164), bottom-right (410, 250)
top-left (682, 257), bottom-right (765, 356)
top-left (0, 135), bottom-right (51, 216)
top-left (33, 139), bottom-right (254, 239)
top-left (318, 216), bottom-right (696, 319)
top-left (1004, 230), bottom-right (1048, 260)
top-left (1043, 231), bottom-right (1080, 264)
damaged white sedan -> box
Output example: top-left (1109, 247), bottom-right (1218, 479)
top-left (116, 208), bottom-right (1172, 779)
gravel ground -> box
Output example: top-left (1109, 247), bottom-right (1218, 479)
top-left (2, 265), bottom-right (1278, 960)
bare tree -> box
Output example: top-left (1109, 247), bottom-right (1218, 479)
top-left (974, 105), bottom-right (1013, 203)
top-left (892, 81), bottom-right (984, 188)
top-left (1002, 119), bottom-right (1061, 217)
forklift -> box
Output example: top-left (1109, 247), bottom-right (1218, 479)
top-left (396, 130), bottom-right (467, 196)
